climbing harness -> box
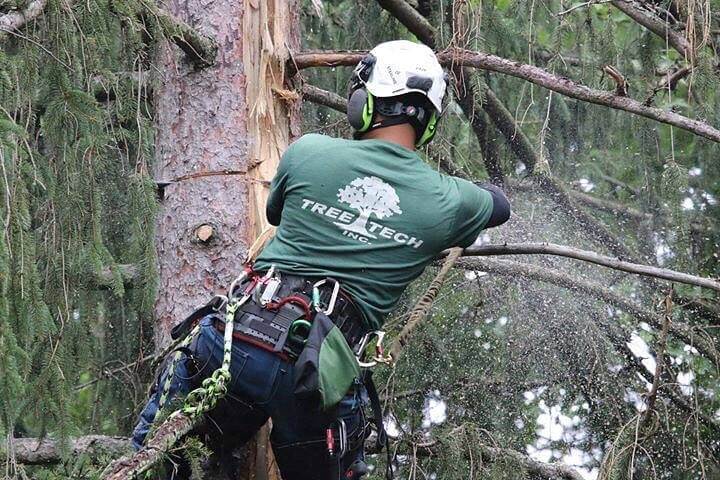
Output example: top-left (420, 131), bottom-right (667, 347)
top-left (149, 259), bottom-right (395, 479)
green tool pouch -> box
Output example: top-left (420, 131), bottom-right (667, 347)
top-left (293, 312), bottom-right (361, 411)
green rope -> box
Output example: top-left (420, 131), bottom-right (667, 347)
top-left (176, 298), bottom-right (241, 418)
top-left (157, 324), bottom-right (201, 411)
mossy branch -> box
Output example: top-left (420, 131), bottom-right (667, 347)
top-left (1, 435), bottom-right (130, 465)
top-left (0, 0), bottom-right (48, 39)
top-left (143, 3), bottom-right (217, 68)
top-left (101, 413), bottom-right (197, 480)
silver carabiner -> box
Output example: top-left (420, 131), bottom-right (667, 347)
top-left (228, 269), bottom-right (250, 301)
top-left (312, 278), bottom-right (340, 316)
top-left (356, 331), bottom-right (392, 368)
top-left (337, 418), bottom-right (347, 457)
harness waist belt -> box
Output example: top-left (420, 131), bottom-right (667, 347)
top-left (215, 272), bottom-right (369, 359)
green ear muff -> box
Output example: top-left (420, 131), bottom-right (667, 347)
top-left (362, 92), bottom-right (374, 132)
top-left (347, 89), bottom-right (374, 132)
top-left (415, 111), bottom-right (437, 147)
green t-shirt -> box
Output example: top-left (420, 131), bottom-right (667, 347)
top-left (254, 134), bottom-right (494, 330)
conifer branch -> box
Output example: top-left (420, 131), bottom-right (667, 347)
top-left (94, 264), bottom-right (140, 288)
top-left (454, 243), bottom-right (720, 292)
top-left (454, 70), bottom-right (506, 185)
top-left (143, 3), bottom-right (217, 68)
top-left (409, 433), bottom-right (585, 480)
top-left (389, 247), bottom-right (463, 363)
top-left (456, 257), bottom-right (720, 365)
top-left (610, 0), bottom-right (693, 60)
top-left (0, 0), bottom-right (47, 39)
top-left (291, 50), bottom-right (720, 143)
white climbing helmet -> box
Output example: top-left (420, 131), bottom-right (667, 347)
top-left (359, 40), bottom-right (446, 113)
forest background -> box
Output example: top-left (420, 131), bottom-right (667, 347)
top-left (0, 0), bottom-right (719, 479)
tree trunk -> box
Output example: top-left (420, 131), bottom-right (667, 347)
top-left (152, 0), bottom-right (300, 478)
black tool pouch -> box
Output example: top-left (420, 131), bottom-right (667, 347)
top-left (293, 312), bottom-right (361, 411)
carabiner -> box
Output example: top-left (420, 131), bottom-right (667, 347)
top-left (312, 278), bottom-right (340, 316)
top-left (228, 265), bottom-right (255, 300)
top-left (251, 265), bottom-right (277, 304)
top-left (356, 331), bottom-right (392, 368)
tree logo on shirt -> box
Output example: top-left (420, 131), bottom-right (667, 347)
top-left (335, 176), bottom-right (402, 238)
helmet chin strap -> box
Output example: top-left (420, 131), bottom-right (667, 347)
top-left (367, 115), bottom-right (413, 132)
top-left (354, 115), bottom-right (415, 140)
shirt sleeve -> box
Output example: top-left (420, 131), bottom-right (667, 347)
top-left (265, 143), bottom-right (296, 226)
top-left (448, 179), bottom-right (495, 248)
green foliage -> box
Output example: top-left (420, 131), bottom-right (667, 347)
top-left (0, 0), bottom-right (718, 478)
top-left (0, 0), bottom-right (159, 460)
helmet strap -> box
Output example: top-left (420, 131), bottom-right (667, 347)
top-left (365, 115), bottom-right (414, 133)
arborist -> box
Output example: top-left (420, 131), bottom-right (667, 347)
top-left (130, 40), bottom-right (510, 479)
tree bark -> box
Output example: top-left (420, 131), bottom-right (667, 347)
top-left (148, 0), bottom-right (300, 478)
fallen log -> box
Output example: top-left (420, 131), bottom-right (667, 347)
top-left (3, 435), bottom-right (130, 465)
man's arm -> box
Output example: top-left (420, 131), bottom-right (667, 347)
top-left (476, 182), bottom-right (510, 228)
top-left (449, 179), bottom-right (511, 248)
top-left (266, 142), bottom-right (299, 226)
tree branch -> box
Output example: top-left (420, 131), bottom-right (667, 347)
top-left (3, 435), bottom-right (130, 465)
top-left (480, 443), bottom-right (585, 480)
top-left (611, 0), bottom-right (693, 59)
top-left (377, 0), bottom-right (638, 260)
top-left (376, 0), bottom-right (436, 48)
top-left (144, 4), bottom-right (217, 68)
top-left (301, 84), bottom-right (347, 113)
top-left (456, 242), bottom-right (720, 292)
top-left (444, 48), bottom-right (720, 143)
top-left (411, 433), bottom-right (585, 480)
top-left (101, 412), bottom-right (196, 480)
top-left (454, 70), bottom-right (506, 184)
top-left (0, 0), bottom-right (47, 39)
top-left (455, 257), bottom-right (720, 365)
top-left (292, 50), bottom-right (720, 143)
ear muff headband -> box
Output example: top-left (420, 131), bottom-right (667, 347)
top-left (415, 111), bottom-right (437, 147)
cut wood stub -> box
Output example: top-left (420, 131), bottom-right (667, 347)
top-left (194, 223), bottom-right (216, 243)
